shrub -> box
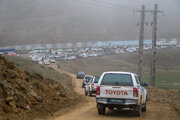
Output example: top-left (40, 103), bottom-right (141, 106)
top-left (24, 89), bottom-right (29, 95)
top-left (33, 81), bottom-right (42, 89)
top-left (30, 72), bottom-right (43, 80)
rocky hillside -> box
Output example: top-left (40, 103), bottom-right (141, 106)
top-left (0, 55), bottom-right (80, 120)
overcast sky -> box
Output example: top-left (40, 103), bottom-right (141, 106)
top-left (0, 0), bottom-right (179, 46)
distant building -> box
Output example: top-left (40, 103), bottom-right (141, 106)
top-left (0, 48), bottom-right (16, 54)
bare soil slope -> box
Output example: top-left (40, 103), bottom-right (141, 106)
top-left (0, 55), bottom-right (81, 120)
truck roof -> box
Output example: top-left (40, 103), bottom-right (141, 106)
top-left (103, 71), bottom-right (135, 75)
top-left (84, 75), bottom-right (94, 77)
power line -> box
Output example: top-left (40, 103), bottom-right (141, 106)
top-left (80, 0), bottom-right (137, 10)
top-left (91, 0), bottom-right (138, 10)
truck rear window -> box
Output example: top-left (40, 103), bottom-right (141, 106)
top-left (84, 76), bottom-right (92, 82)
top-left (78, 71), bottom-right (85, 75)
top-left (94, 77), bottom-right (100, 83)
top-left (101, 73), bottom-right (133, 86)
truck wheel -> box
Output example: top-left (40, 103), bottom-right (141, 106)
top-left (142, 102), bottom-right (146, 112)
top-left (97, 103), bottom-right (105, 115)
top-left (135, 101), bottom-right (142, 117)
top-left (85, 89), bottom-right (88, 96)
top-left (109, 107), bottom-right (114, 111)
top-left (89, 91), bottom-right (92, 96)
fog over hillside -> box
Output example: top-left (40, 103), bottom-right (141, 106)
top-left (0, 0), bottom-right (179, 46)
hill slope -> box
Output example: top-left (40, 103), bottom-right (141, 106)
top-left (0, 55), bottom-right (80, 120)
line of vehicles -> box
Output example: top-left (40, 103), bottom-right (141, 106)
top-left (28, 54), bottom-right (56, 65)
top-left (77, 71), bottom-right (148, 117)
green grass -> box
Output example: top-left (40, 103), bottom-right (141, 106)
top-left (156, 71), bottom-right (180, 90)
top-left (143, 71), bottom-right (180, 90)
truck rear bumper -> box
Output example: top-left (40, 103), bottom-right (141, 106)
top-left (91, 89), bottom-right (96, 93)
top-left (96, 98), bottom-right (138, 105)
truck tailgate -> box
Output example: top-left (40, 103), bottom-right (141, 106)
top-left (93, 83), bottom-right (98, 89)
top-left (99, 85), bottom-right (133, 99)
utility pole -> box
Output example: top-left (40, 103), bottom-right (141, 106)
top-left (150, 4), bottom-right (158, 86)
top-left (137, 5), bottom-right (145, 82)
top-left (135, 4), bottom-right (163, 84)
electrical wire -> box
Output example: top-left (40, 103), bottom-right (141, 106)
top-left (80, 0), bottom-right (138, 11)
top-left (91, 0), bottom-right (138, 10)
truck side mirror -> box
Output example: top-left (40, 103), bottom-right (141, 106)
top-left (141, 82), bottom-right (148, 87)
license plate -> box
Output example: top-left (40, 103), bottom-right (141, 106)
top-left (109, 99), bottom-right (123, 103)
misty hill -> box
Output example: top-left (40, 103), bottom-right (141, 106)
top-left (0, 0), bottom-right (180, 46)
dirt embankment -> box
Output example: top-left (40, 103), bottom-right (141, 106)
top-left (148, 87), bottom-right (180, 116)
top-left (0, 55), bottom-right (81, 120)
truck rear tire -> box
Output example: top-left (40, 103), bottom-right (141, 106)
top-left (135, 100), bottom-right (142, 117)
top-left (97, 103), bottom-right (105, 115)
top-left (85, 89), bottom-right (88, 96)
top-left (142, 102), bottom-right (146, 112)
top-left (82, 84), bottom-right (84, 88)
top-left (108, 107), bottom-right (114, 110)
top-left (89, 91), bottom-right (92, 96)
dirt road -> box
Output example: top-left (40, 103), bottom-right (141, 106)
top-left (49, 64), bottom-right (179, 120)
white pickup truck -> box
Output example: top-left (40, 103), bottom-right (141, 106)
top-left (96, 71), bottom-right (147, 116)
top-left (85, 76), bottom-right (100, 96)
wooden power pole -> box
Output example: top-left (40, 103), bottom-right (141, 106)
top-left (137, 5), bottom-right (145, 82)
top-left (150, 4), bottom-right (158, 86)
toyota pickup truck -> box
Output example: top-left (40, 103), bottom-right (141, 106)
top-left (86, 76), bottom-right (100, 96)
top-left (96, 71), bottom-right (147, 116)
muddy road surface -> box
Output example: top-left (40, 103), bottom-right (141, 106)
top-left (49, 64), bottom-right (179, 120)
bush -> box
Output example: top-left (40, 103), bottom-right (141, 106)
top-left (7, 62), bottom-right (15, 70)
top-left (30, 72), bottom-right (43, 80)
top-left (24, 89), bottom-right (29, 95)
top-left (33, 81), bottom-right (42, 89)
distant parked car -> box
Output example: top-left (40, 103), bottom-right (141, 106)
top-left (44, 60), bottom-right (50, 65)
top-left (50, 59), bottom-right (56, 63)
top-left (38, 61), bottom-right (43, 64)
top-left (77, 71), bottom-right (85, 79)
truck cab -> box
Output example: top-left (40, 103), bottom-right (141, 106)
top-left (96, 71), bottom-right (147, 116)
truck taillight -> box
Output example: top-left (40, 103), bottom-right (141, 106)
top-left (96, 86), bottom-right (100, 95)
top-left (133, 88), bottom-right (138, 97)
top-left (92, 83), bottom-right (94, 88)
